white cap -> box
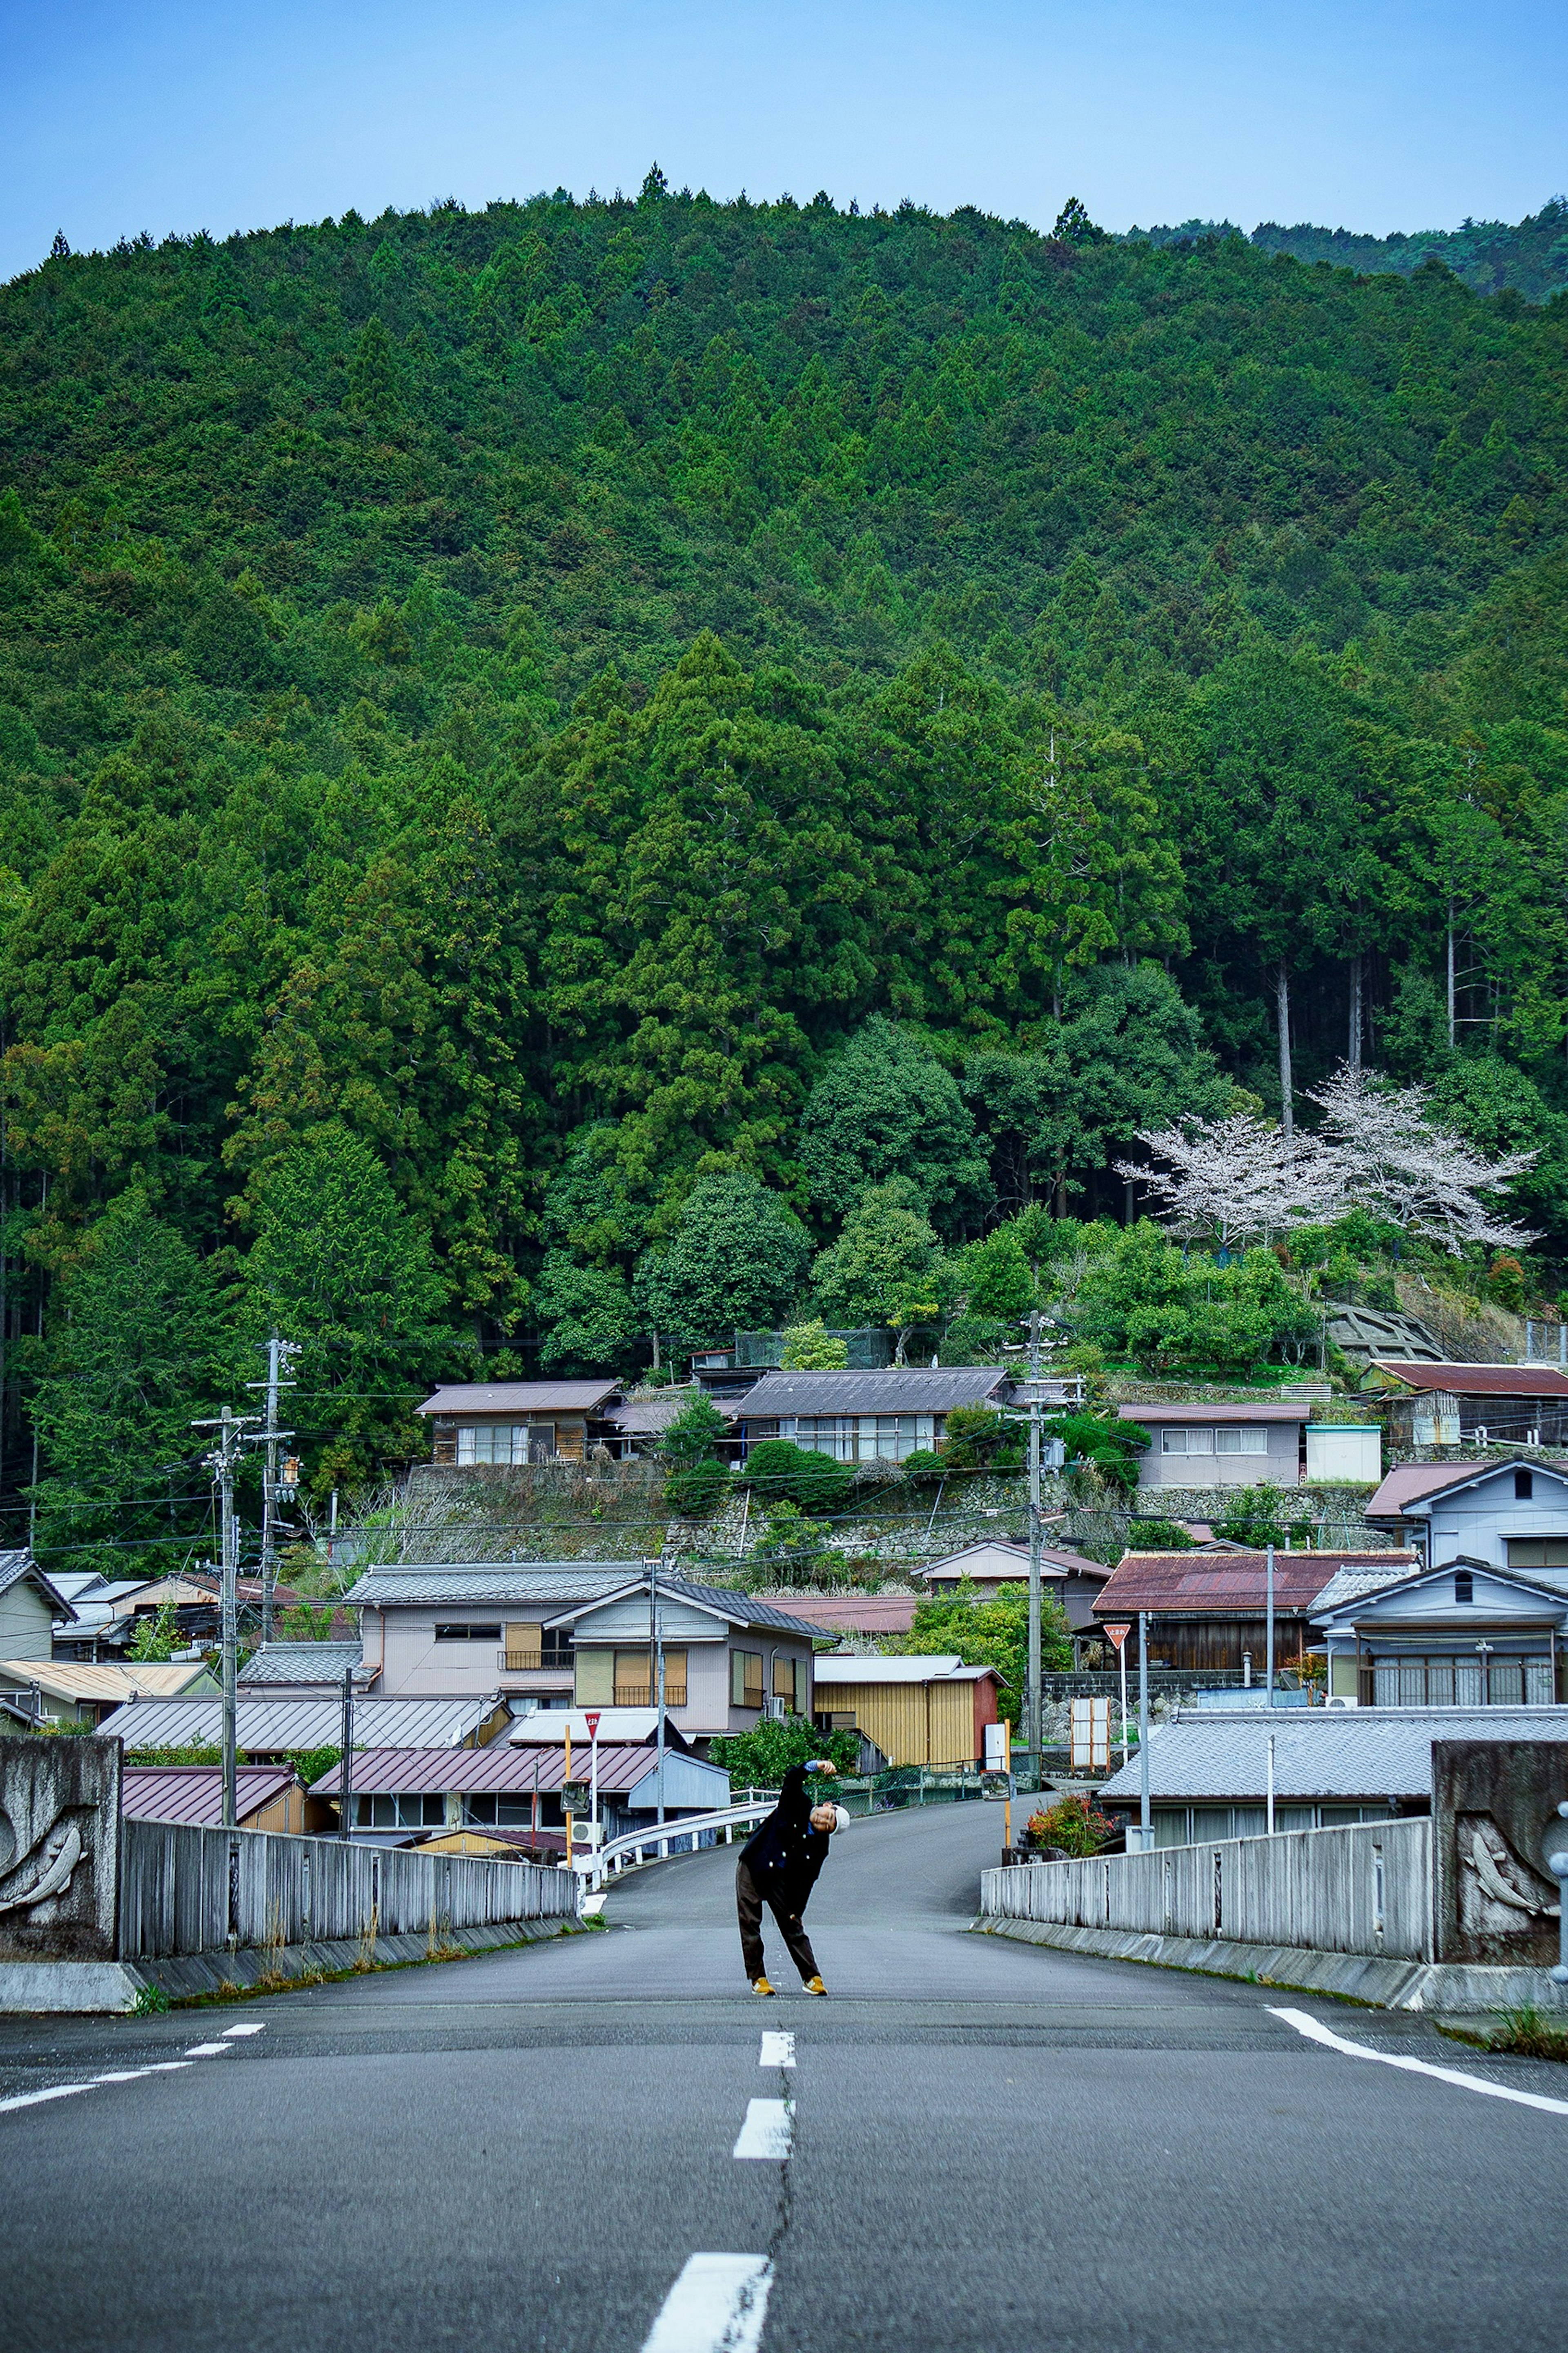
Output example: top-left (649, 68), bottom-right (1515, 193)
top-left (832, 1806), bottom-right (851, 1833)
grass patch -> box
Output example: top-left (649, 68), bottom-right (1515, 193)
top-left (1442, 2005), bottom-right (1568, 2063)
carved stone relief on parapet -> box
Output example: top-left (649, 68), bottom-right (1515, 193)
top-left (1432, 1737), bottom-right (1568, 1966)
top-left (0, 1733), bottom-right (120, 1962)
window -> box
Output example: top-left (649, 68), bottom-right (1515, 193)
top-left (793, 1656), bottom-right (811, 1713)
top-left (466, 1795), bottom-right (535, 1827)
top-left (785, 1414), bottom-right (934, 1463)
top-left (1506, 1537), bottom-right (1568, 1569)
top-left (731, 1649), bottom-right (764, 1709)
top-left (1515, 1469), bottom-right (1535, 1501)
top-left (790, 1415), bottom-right (856, 1462)
top-left (773, 1653), bottom-right (796, 1700)
top-left (613, 1647), bottom-right (687, 1707)
top-left (1162, 1425), bottom-right (1269, 1455)
top-left (456, 1424), bottom-right (526, 1465)
top-left (1454, 1570), bottom-right (1473, 1605)
top-left (1162, 1427), bottom-right (1214, 1455)
top-left (502, 1623), bottom-right (575, 1671)
top-left (356, 1793), bottom-right (445, 1828)
top-left (1214, 1426), bottom-right (1270, 1455)
top-left (434, 1622), bottom-right (502, 1642)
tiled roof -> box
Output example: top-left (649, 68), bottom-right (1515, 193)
top-left (94, 1693), bottom-right (503, 1750)
top-left (238, 1641), bottom-right (368, 1686)
top-left (733, 1368), bottom-right (1009, 1416)
top-left (416, 1381), bottom-right (619, 1416)
top-left (345, 1560), bottom-right (822, 1635)
top-left (1097, 1709), bottom-right (1568, 1802)
top-left (1372, 1361), bottom-right (1568, 1397)
top-left (0, 1549), bottom-right (77, 1621)
top-left (1091, 1550), bottom-right (1419, 1617)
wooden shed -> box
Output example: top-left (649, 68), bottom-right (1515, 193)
top-left (810, 1654), bottom-right (1000, 1767)
top-left (416, 1381), bottom-right (622, 1468)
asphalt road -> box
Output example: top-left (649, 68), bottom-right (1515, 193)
top-left (3, 1800), bottom-right (1567, 2352)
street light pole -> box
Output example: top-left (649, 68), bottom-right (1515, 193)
top-left (1265, 1540), bottom-right (1276, 1711)
top-left (652, 1552), bottom-right (668, 1828)
top-left (193, 1404), bottom-right (257, 1832)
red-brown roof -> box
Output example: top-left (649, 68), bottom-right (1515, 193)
top-left (767, 1595), bottom-right (922, 1636)
top-left (1092, 1549), bottom-right (1419, 1618)
top-left (1372, 1361), bottom-right (1568, 1397)
top-left (121, 1766), bottom-right (298, 1828)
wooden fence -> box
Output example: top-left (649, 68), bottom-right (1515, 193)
top-left (980, 1817), bottom-right (1433, 1963)
top-left (118, 1820), bottom-right (577, 1960)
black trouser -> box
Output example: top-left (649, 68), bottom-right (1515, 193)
top-left (736, 1856), bottom-right (819, 1983)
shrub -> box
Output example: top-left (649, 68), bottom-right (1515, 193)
top-left (710, 1717), bottom-right (862, 1786)
top-left (780, 1320), bottom-right (849, 1370)
top-left (664, 1458), bottom-right (730, 1516)
top-left (659, 1390), bottom-right (733, 1516)
top-left (940, 1404), bottom-right (1022, 1470)
top-left (1026, 1792), bottom-right (1117, 1856)
top-left (1048, 1410), bottom-right (1149, 1493)
top-left (739, 1437), bottom-right (852, 1514)
top-left (1124, 1518), bottom-right (1196, 1550)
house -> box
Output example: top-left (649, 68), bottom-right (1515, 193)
top-left (416, 1380), bottom-right (623, 1467)
top-left (1312, 1557), bottom-right (1568, 1706)
top-left (910, 1537), bottom-right (1113, 1637)
top-left (120, 1765), bottom-right (317, 1835)
top-left (309, 1735), bottom-right (730, 1845)
top-left (48, 1571), bottom-right (150, 1659)
top-left (91, 1691), bottom-right (510, 1758)
top-left (1362, 1455), bottom-right (1568, 1570)
top-left (238, 1640), bottom-right (375, 1696)
top-left (348, 1559), bottom-right (821, 1746)
top-left (1094, 1706), bottom-right (1562, 1848)
top-left (599, 1387), bottom-right (719, 1459)
top-left (1365, 1360), bottom-right (1568, 1450)
top-left (0, 1551), bottom-right (78, 1661)
top-left (1090, 1549), bottom-right (1420, 1674)
top-left (1115, 1401), bottom-right (1318, 1489)
top-left (0, 1657), bottom-right (219, 1729)
top-left (809, 1653), bottom-right (1001, 1766)
top-left (732, 1366), bottom-right (1014, 1465)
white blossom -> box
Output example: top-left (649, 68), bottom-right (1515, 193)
top-left (1118, 1111), bottom-right (1341, 1250)
top-left (1307, 1065), bottom-right (1540, 1256)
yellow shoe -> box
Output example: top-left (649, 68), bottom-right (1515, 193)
top-left (751, 1976), bottom-right (776, 1997)
top-left (804, 1975), bottom-right (827, 1996)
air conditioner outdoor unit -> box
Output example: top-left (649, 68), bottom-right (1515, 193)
top-left (765, 1696), bottom-right (788, 1720)
top-left (1325, 1694), bottom-right (1359, 1709)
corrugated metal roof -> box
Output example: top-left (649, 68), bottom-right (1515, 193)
top-left (1098, 1710), bottom-right (1568, 1802)
top-left (1365, 1458), bottom-right (1568, 1517)
top-left (344, 1560), bottom-right (822, 1635)
top-left (1091, 1550), bottom-right (1419, 1617)
top-left (0, 1659), bottom-right (214, 1702)
top-left (309, 1743), bottom-right (729, 1797)
top-left (1372, 1361), bottom-right (1568, 1397)
top-left (1116, 1402), bottom-right (1312, 1425)
top-left (416, 1381), bottom-right (620, 1416)
top-left (122, 1766), bottom-right (297, 1828)
top-left (238, 1641), bottom-right (367, 1686)
top-left (764, 1595), bottom-right (921, 1635)
top-left (813, 1654), bottom-right (995, 1684)
top-left (93, 1693), bottom-right (503, 1750)
top-left (733, 1368), bottom-right (1009, 1416)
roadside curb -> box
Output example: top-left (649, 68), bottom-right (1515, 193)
top-left (969, 1916), bottom-right (1568, 2014)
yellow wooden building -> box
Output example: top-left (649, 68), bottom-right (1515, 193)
top-left (810, 1654), bottom-right (1000, 1768)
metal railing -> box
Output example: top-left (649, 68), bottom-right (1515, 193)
top-left (613, 1685), bottom-right (688, 1708)
top-left (499, 1650), bottom-right (573, 1673)
top-left (579, 1797), bottom-right (780, 1892)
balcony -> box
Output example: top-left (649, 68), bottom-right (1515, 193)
top-left (613, 1683), bottom-right (688, 1708)
top-left (500, 1650), bottom-right (573, 1675)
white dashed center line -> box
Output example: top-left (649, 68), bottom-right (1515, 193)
top-left (1271, 2006), bottom-right (1568, 2116)
top-left (184, 2042), bottom-right (236, 2058)
top-left (0, 2061), bottom-right (192, 2117)
top-left (221, 2023), bottom-right (267, 2038)
top-left (758, 2031), bottom-right (794, 2069)
top-left (732, 2097), bottom-right (792, 2159)
top-left (641, 2253), bottom-right (773, 2353)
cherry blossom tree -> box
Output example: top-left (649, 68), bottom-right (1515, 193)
top-left (1307, 1066), bottom-right (1540, 1254)
top-left (1117, 1111), bottom-right (1341, 1249)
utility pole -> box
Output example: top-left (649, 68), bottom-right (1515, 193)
top-left (1137, 1610), bottom-right (1152, 1849)
top-left (339, 1662), bottom-right (355, 1841)
top-left (1265, 1540), bottom-right (1276, 1711)
top-left (1024, 1308), bottom-right (1045, 1769)
top-left (246, 1334), bottom-right (299, 1645)
top-left (651, 1550), bottom-right (670, 1828)
top-left (193, 1404), bottom-right (258, 1831)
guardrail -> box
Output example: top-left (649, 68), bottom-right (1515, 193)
top-left (578, 1799), bottom-right (780, 1892)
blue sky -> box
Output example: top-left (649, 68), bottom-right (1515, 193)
top-left (3, 0), bottom-right (1564, 281)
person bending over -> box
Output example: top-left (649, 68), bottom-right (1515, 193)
top-left (737, 1758), bottom-right (849, 1996)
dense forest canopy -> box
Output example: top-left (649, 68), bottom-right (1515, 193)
top-left (2, 174), bottom-right (1567, 1562)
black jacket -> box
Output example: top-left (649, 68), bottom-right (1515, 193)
top-left (741, 1765), bottom-right (831, 1911)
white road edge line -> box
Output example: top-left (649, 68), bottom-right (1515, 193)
top-left (758, 2031), bottom-right (795, 2069)
top-left (221, 2023), bottom-right (267, 2038)
top-left (732, 2097), bottom-right (792, 2159)
top-left (1270, 2006), bottom-right (1568, 2116)
top-left (0, 2060), bottom-right (193, 2116)
top-left (642, 2253), bottom-right (773, 2353)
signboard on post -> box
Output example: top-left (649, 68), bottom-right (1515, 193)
top-left (583, 1711), bottom-right (601, 1741)
top-left (1103, 1623), bottom-right (1130, 1651)
top-left (560, 1780), bottom-right (591, 1816)
top-left (1070, 1695), bottom-right (1110, 1772)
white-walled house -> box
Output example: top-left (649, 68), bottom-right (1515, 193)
top-left (347, 1560), bottom-right (822, 1747)
top-left (1363, 1456), bottom-right (1568, 1572)
top-left (1116, 1402), bottom-right (1313, 1489)
top-left (1312, 1557), bottom-right (1568, 1706)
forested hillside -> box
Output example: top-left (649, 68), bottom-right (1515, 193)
top-left (1133, 196), bottom-right (1568, 303)
top-left (2, 176), bottom-right (1568, 1559)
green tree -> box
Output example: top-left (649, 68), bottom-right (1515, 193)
top-left (811, 1180), bottom-right (949, 1358)
top-left (535, 1253), bottom-right (639, 1372)
top-left (635, 1171), bottom-right (811, 1345)
top-left (780, 1320), bottom-right (849, 1369)
top-left (27, 1189), bottom-right (236, 1575)
top-left (797, 1016), bottom-right (993, 1233)
top-left (900, 1579), bottom-right (1072, 1727)
top-left (241, 1124), bottom-right (449, 1484)
top-left (710, 1717), bottom-right (861, 1785)
top-left (738, 1438), bottom-right (852, 1516)
top-left (659, 1389), bottom-right (733, 1514)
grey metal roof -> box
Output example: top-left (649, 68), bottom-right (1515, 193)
top-left (344, 1560), bottom-right (822, 1635)
top-left (92, 1693), bottom-right (503, 1751)
top-left (0, 1549), bottom-right (77, 1621)
top-left (1098, 1709), bottom-right (1568, 1804)
top-left (734, 1367), bottom-right (1009, 1416)
top-left (238, 1641), bottom-right (367, 1686)
top-left (416, 1381), bottom-right (619, 1417)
